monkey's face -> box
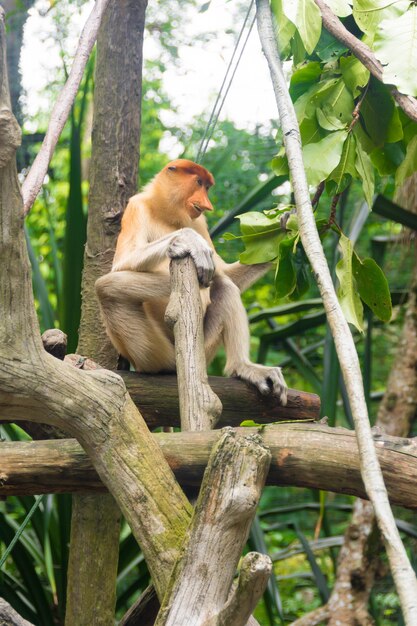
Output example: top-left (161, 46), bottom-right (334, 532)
top-left (163, 160), bottom-right (215, 223)
top-left (185, 176), bottom-right (214, 220)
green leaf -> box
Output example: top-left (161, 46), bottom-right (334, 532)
top-left (272, 150), bottom-right (289, 177)
top-left (315, 27), bottom-right (349, 61)
top-left (289, 257), bottom-right (311, 300)
top-left (275, 236), bottom-right (298, 299)
top-left (290, 61), bottom-right (322, 102)
top-left (303, 129), bottom-right (348, 186)
top-left (316, 107), bottom-right (346, 131)
top-left (300, 115), bottom-right (325, 144)
top-left (395, 134), bottom-right (417, 188)
top-left (353, 0), bottom-right (408, 38)
top-left (340, 56), bottom-right (370, 97)
top-left (318, 78), bottom-right (354, 126)
top-left (355, 140), bottom-right (375, 208)
top-left (360, 79), bottom-right (403, 146)
top-left (375, 6), bottom-right (417, 96)
top-left (282, 0), bottom-right (322, 54)
top-left (335, 234), bottom-right (364, 332)
top-left (295, 78), bottom-right (338, 123)
top-left (352, 253), bottom-right (392, 322)
top-left (326, 132), bottom-right (357, 195)
top-left (236, 212), bottom-right (286, 264)
top-left (291, 28), bottom-right (308, 64)
top-left (370, 142), bottom-right (404, 176)
top-left (324, 0), bottom-right (352, 17)
top-left (271, 0), bottom-right (297, 56)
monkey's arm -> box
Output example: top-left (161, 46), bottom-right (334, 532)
top-left (113, 228), bottom-right (215, 287)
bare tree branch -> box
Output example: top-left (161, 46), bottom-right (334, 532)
top-left (1, 426), bottom-right (417, 509)
top-left (21, 0), bottom-right (111, 214)
top-left (255, 1), bottom-right (417, 622)
top-left (0, 598), bottom-right (34, 626)
top-left (315, 0), bottom-right (417, 122)
top-left (165, 256), bottom-right (222, 430)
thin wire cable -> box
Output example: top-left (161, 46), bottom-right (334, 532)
top-left (196, 1), bottom-right (255, 163)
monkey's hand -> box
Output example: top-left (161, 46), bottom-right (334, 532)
top-left (232, 363), bottom-right (288, 405)
top-left (168, 228), bottom-right (215, 287)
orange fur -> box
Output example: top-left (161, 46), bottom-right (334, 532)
top-left (95, 160), bottom-right (287, 403)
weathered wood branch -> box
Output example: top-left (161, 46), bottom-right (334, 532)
top-left (1, 426), bottom-right (416, 509)
top-left (0, 598), bottom-right (34, 626)
top-left (165, 256), bottom-right (222, 430)
top-left (120, 372), bottom-right (320, 428)
top-left (211, 552), bottom-right (272, 626)
top-left (155, 430), bottom-right (271, 625)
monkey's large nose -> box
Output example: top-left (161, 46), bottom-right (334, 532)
top-left (203, 198), bottom-right (214, 211)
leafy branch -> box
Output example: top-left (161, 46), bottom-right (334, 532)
top-left (314, 0), bottom-right (417, 123)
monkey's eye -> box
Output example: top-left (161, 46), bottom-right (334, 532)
top-left (197, 178), bottom-right (203, 187)
top-left (168, 166), bottom-right (176, 171)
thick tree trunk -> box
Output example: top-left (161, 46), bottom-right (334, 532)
top-left (65, 2), bottom-right (147, 624)
top-left (155, 430), bottom-right (271, 625)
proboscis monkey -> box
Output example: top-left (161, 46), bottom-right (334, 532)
top-left (95, 159), bottom-right (287, 403)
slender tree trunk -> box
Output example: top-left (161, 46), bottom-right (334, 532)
top-left (318, 176), bottom-right (417, 626)
top-left (255, 1), bottom-right (417, 621)
top-left (65, 1), bottom-right (147, 624)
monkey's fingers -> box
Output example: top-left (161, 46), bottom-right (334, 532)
top-left (233, 364), bottom-right (288, 406)
top-left (194, 251), bottom-right (215, 287)
top-left (265, 368), bottom-right (288, 405)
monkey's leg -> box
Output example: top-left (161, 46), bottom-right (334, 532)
top-left (95, 271), bottom-right (176, 372)
top-left (204, 275), bottom-right (287, 404)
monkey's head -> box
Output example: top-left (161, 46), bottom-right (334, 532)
top-left (162, 159), bottom-right (215, 221)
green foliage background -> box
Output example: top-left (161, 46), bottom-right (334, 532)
top-left (2, 1), bottom-right (417, 625)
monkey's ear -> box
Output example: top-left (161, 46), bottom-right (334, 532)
top-left (168, 166), bottom-right (177, 171)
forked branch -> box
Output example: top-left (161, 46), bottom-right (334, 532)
top-left (155, 429), bottom-right (271, 626)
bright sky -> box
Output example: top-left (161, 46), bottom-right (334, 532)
top-left (21, 0), bottom-right (279, 149)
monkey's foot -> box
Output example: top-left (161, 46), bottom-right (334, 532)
top-left (232, 363), bottom-right (288, 405)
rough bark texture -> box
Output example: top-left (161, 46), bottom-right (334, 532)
top-left (0, 598), bottom-right (34, 626)
top-left (65, 2), bottom-right (147, 623)
top-left (155, 430), bottom-right (272, 625)
top-left (78, 0), bottom-right (146, 365)
top-left (1, 427), bottom-right (416, 508)
top-left (118, 372), bottom-right (320, 428)
top-left (165, 256), bottom-right (222, 430)
top-left (65, 495), bottom-right (121, 626)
